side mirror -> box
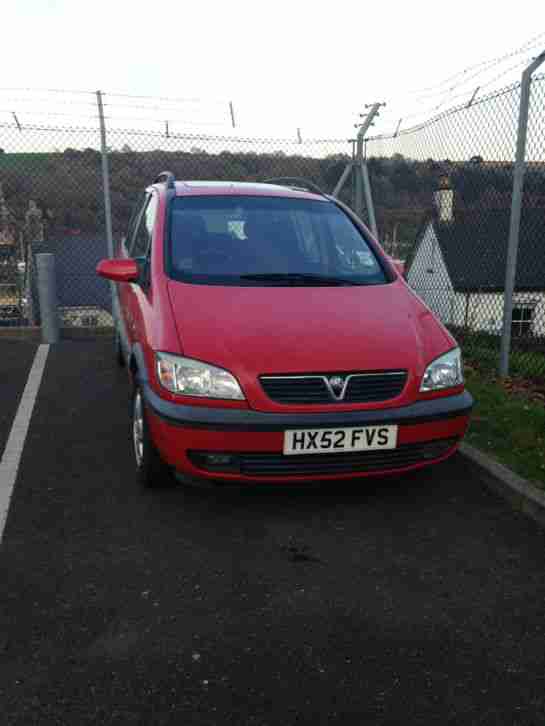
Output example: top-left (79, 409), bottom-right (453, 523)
top-left (96, 258), bottom-right (139, 283)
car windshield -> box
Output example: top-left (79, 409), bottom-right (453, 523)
top-left (167, 195), bottom-right (389, 286)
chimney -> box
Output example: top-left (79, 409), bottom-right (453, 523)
top-left (434, 174), bottom-right (454, 223)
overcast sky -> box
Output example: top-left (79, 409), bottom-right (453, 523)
top-left (1, 0), bottom-right (545, 140)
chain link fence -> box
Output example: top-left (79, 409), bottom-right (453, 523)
top-left (0, 76), bottom-right (544, 382)
top-left (0, 122), bottom-right (110, 329)
top-left (0, 121), bottom-right (350, 331)
top-left (366, 75), bottom-right (545, 382)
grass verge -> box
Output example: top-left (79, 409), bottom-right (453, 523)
top-left (465, 369), bottom-right (545, 490)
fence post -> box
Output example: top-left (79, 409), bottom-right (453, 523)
top-left (96, 91), bottom-right (114, 259)
top-left (499, 50), bottom-right (545, 377)
top-left (355, 103), bottom-right (382, 230)
top-left (361, 158), bottom-right (378, 239)
top-left (36, 253), bottom-right (60, 343)
top-left (355, 135), bottom-right (364, 218)
top-left (96, 90), bottom-right (118, 328)
top-left (332, 160), bottom-right (353, 199)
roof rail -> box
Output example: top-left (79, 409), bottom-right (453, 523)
top-left (153, 171), bottom-right (176, 189)
top-left (262, 177), bottom-right (328, 198)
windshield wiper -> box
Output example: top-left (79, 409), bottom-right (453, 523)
top-left (238, 273), bottom-right (359, 286)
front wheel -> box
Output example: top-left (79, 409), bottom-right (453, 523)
top-left (132, 386), bottom-right (171, 488)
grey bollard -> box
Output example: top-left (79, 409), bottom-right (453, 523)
top-left (36, 253), bottom-right (60, 343)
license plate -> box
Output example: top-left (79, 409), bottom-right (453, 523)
top-left (283, 425), bottom-right (398, 456)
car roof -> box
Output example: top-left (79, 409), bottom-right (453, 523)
top-left (166, 181), bottom-right (329, 201)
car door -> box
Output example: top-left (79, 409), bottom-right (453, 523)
top-left (117, 193), bottom-right (147, 344)
top-left (126, 191), bottom-right (158, 347)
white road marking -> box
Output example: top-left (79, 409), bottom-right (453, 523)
top-left (0, 344), bottom-right (49, 543)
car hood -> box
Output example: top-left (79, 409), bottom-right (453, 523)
top-left (166, 280), bottom-right (453, 381)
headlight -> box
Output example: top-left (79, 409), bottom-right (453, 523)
top-left (420, 348), bottom-right (463, 392)
top-left (156, 352), bottom-right (245, 400)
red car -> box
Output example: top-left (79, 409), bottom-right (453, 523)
top-left (97, 174), bottom-right (472, 488)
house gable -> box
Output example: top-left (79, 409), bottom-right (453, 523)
top-left (407, 222), bottom-right (454, 322)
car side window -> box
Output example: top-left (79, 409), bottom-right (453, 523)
top-left (123, 193), bottom-right (145, 250)
top-left (130, 193), bottom-right (158, 259)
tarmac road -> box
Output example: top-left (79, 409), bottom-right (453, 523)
top-left (1, 339), bottom-right (545, 725)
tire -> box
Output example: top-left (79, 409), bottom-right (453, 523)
top-left (131, 386), bottom-right (171, 488)
top-left (115, 332), bottom-right (125, 367)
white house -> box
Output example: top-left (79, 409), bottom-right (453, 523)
top-left (406, 178), bottom-right (545, 339)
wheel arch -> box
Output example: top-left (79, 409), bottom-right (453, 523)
top-left (129, 343), bottom-right (150, 384)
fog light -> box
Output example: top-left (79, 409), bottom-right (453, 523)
top-left (188, 451), bottom-right (240, 473)
top-left (207, 454), bottom-right (234, 466)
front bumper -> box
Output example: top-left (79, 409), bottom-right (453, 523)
top-left (143, 384), bottom-right (473, 483)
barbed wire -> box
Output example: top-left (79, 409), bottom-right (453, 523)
top-left (1, 34), bottom-right (544, 142)
top-left (366, 82), bottom-right (520, 142)
top-left (0, 88), bottom-right (227, 110)
top-left (0, 57), bottom-right (541, 143)
top-left (0, 86), bottom-right (95, 96)
top-left (412, 41), bottom-right (544, 107)
top-left (104, 90), bottom-right (227, 106)
top-left (408, 30), bottom-right (545, 96)
top-left (375, 34), bottom-right (545, 137)
top-left (0, 95), bottom-right (97, 108)
top-left (102, 100), bottom-right (227, 113)
top-left (431, 56), bottom-right (531, 113)
top-left (378, 55), bottom-right (535, 137)
top-left (102, 114), bottom-right (227, 127)
top-left (0, 116), bottom-right (346, 145)
top-left (102, 99), bottom-right (232, 126)
top-left (0, 87), bottom-right (232, 133)
top-left (0, 108), bottom-right (98, 120)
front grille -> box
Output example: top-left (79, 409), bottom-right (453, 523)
top-left (188, 439), bottom-right (458, 478)
top-left (260, 371), bottom-right (408, 405)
